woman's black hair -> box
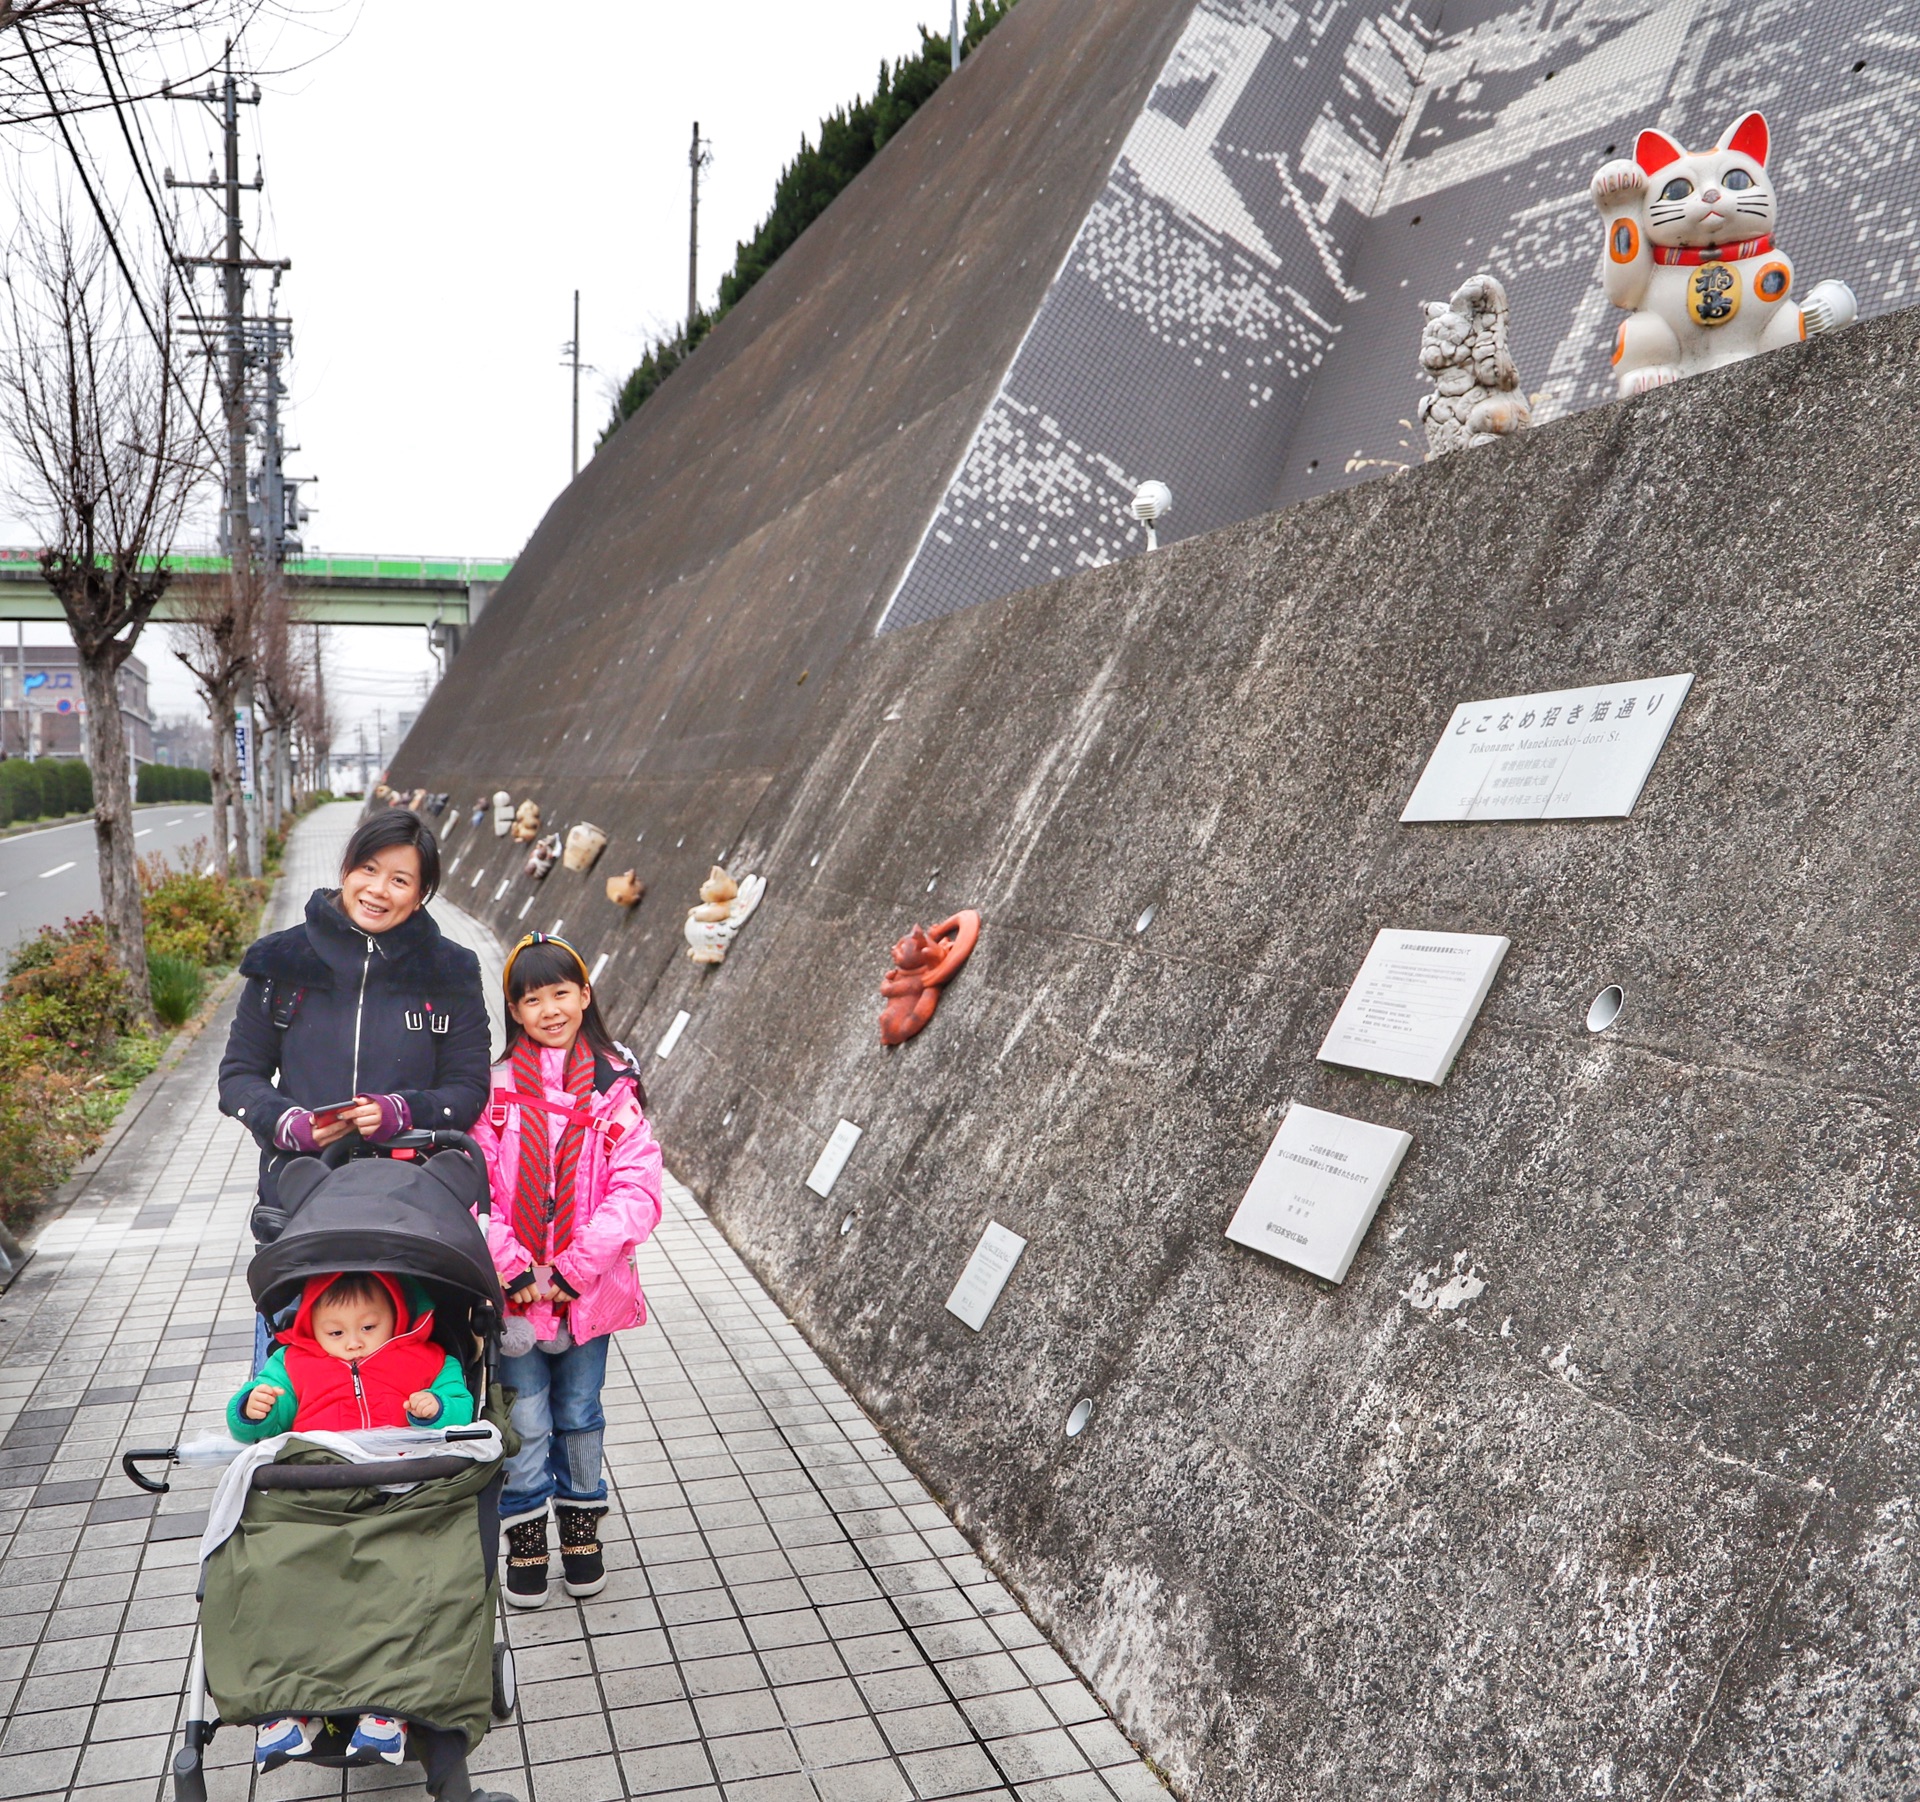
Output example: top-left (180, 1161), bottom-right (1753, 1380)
top-left (339, 810), bottom-right (441, 901)
top-left (503, 939), bottom-right (640, 1095)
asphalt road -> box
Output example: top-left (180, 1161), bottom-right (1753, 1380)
top-left (0, 804), bottom-right (216, 959)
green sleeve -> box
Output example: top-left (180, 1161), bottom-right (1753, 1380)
top-left (410, 1351), bottom-right (475, 1427)
top-left (228, 1347), bottom-right (298, 1442)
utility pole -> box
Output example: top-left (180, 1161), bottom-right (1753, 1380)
top-left (952, 0), bottom-right (961, 69)
top-left (687, 122), bottom-right (712, 339)
top-left (168, 46), bottom-right (288, 876)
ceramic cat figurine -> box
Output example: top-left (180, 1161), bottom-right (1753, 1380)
top-left (1591, 111), bottom-right (1856, 397)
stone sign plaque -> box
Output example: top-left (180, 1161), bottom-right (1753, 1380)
top-left (654, 1010), bottom-right (690, 1060)
top-left (1400, 673), bottom-right (1693, 822)
top-left (1318, 929), bottom-right (1510, 1085)
top-left (1225, 1102), bottom-right (1413, 1284)
top-left (804, 1119), bottom-right (863, 1197)
top-left (945, 1221), bottom-right (1028, 1331)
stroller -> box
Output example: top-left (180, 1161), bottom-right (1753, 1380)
top-left (124, 1131), bottom-right (520, 1802)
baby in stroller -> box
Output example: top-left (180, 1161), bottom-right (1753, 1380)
top-left (127, 1132), bottom-right (522, 1802)
top-left (226, 1269), bottom-right (478, 1767)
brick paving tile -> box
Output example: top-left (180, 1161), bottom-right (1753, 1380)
top-left (0, 806), bottom-right (1165, 1802)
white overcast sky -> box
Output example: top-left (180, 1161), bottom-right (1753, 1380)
top-left (0, 0), bottom-right (958, 751)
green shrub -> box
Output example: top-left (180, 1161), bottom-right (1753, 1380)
top-left (140, 845), bottom-right (254, 968)
top-left (0, 1049), bottom-right (94, 1228)
top-left (3, 916), bottom-right (136, 1065)
top-left (147, 953), bottom-right (204, 1026)
top-left (63, 760), bottom-right (92, 813)
top-left (137, 763), bottom-right (212, 803)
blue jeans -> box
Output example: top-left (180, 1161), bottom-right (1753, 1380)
top-left (499, 1334), bottom-right (610, 1522)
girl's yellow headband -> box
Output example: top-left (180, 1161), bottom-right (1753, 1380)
top-left (503, 931), bottom-right (591, 997)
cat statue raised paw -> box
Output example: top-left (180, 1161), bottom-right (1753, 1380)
top-left (1418, 274), bottom-right (1530, 457)
top-left (1592, 110), bottom-right (1856, 398)
top-left (684, 865), bottom-right (765, 966)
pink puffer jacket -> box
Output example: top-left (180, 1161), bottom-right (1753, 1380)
top-left (470, 1045), bottom-right (663, 1344)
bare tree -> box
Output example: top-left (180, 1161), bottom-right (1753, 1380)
top-left (253, 575), bottom-right (306, 830)
top-left (295, 621), bottom-right (331, 798)
top-left (0, 196), bottom-right (209, 1020)
top-left (0, 3), bottom-right (285, 128)
top-left (168, 557), bottom-right (263, 876)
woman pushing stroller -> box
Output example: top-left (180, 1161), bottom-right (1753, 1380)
top-left (473, 932), bottom-right (662, 1607)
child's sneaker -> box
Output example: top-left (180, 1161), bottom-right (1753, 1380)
top-left (555, 1504), bottom-right (607, 1598)
top-left (347, 1715), bottom-right (407, 1765)
top-left (505, 1515), bottom-right (550, 1608)
top-left (254, 1717), bottom-right (316, 1766)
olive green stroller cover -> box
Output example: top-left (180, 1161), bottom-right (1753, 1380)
top-left (200, 1430), bottom-right (504, 1750)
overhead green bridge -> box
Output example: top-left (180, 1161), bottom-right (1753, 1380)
top-left (0, 548), bottom-right (513, 628)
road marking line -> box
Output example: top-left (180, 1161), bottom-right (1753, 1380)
top-left (38, 861), bottom-right (76, 879)
top-left (135, 829), bottom-right (152, 838)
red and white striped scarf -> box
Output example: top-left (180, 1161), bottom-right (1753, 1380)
top-left (509, 1036), bottom-right (595, 1259)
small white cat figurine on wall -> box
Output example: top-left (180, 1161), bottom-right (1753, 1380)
top-left (1591, 111), bottom-right (1856, 396)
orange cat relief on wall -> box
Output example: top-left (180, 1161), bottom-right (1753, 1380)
top-left (878, 911), bottom-right (980, 1047)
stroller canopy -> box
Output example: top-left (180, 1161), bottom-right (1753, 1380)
top-left (250, 1149), bottom-right (503, 1316)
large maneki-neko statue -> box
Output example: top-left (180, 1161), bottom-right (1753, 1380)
top-left (1591, 110), bottom-right (1856, 397)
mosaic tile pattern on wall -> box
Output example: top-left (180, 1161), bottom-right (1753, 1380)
top-left (882, 0), bottom-right (1913, 630)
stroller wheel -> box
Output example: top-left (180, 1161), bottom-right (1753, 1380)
top-left (491, 1641), bottom-right (517, 1721)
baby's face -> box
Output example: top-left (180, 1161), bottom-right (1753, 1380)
top-left (312, 1291), bottom-right (397, 1360)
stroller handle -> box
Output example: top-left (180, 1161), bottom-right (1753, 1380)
top-left (319, 1129), bottom-right (491, 1213)
top-left (123, 1446), bottom-right (177, 1493)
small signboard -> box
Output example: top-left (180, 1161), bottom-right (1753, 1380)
top-left (1400, 674), bottom-right (1693, 822)
top-left (945, 1221), bottom-right (1028, 1331)
top-left (1225, 1102), bottom-right (1412, 1284)
top-left (1317, 929), bottom-right (1510, 1086)
top-left (654, 1010), bottom-right (690, 1060)
top-left (804, 1119), bottom-right (863, 1197)
top-left (233, 708), bottom-right (255, 802)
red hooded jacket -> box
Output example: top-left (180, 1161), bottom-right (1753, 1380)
top-left (277, 1271), bottom-right (451, 1432)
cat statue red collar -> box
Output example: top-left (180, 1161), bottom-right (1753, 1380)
top-left (878, 912), bottom-right (980, 1047)
top-left (1590, 111), bottom-right (1855, 397)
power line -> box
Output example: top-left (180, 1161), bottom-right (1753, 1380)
top-left (15, 18), bottom-right (224, 468)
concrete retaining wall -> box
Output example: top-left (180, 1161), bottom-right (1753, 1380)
top-left (399, 309), bottom-right (1920, 1797)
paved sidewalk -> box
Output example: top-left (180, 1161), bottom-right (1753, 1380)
top-left (0, 807), bottom-right (1167, 1802)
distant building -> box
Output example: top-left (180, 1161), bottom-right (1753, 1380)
top-left (0, 642), bottom-right (151, 763)
top-left (151, 713), bottom-right (214, 770)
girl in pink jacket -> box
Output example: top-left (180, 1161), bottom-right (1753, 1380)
top-left (472, 933), bottom-right (662, 1608)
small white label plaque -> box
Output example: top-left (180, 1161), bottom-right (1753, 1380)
top-left (1225, 1102), bottom-right (1412, 1283)
top-left (1318, 929), bottom-right (1509, 1085)
top-left (804, 1119), bottom-right (863, 1197)
top-left (945, 1221), bottom-right (1028, 1331)
top-left (654, 1010), bottom-right (690, 1060)
top-left (1400, 673), bottom-right (1693, 822)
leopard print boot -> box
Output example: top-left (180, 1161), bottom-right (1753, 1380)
top-left (504, 1515), bottom-right (550, 1609)
top-left (554, 1504), bottom-right (606, 1598)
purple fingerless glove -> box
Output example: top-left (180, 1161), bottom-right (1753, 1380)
top-left (274, 1108), bottom-right (319, 1154)
top-left (371, 1093), bottom-right (411, 1140)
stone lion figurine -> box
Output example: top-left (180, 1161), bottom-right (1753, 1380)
top-left (1418, 274), bottom-right (1530, 457)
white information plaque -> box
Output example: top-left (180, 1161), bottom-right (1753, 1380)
top-left (655, 1010), bottom-right (690, 1060)
top-left (804, 1119), bottom-right (863, 1197)
top-left (944, 1221), bottom-right (1028, 1331)
top-left (1225, 1102), bottom-right (1412, 1283)
top-left (1400, 673), bottom-right (1693, 822)
top-left (1318, 929), bottom-right (1509, 1085)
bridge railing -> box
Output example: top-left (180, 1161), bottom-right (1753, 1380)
top-left (0, 547), bottom-right (515, 584)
